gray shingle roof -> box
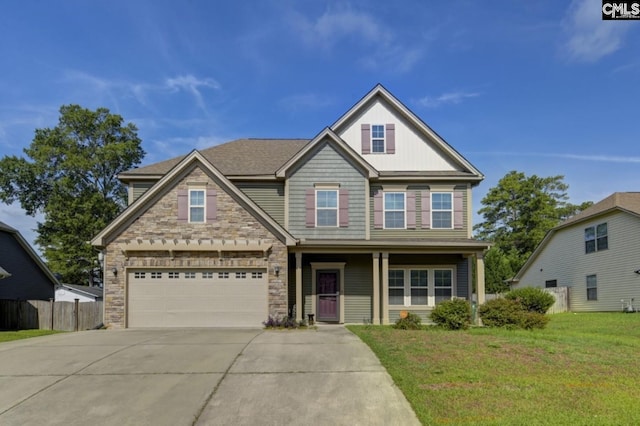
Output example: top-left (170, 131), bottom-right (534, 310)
top-left (560, 192), bottom-right (640, 228)
top-left (120, 138), bottom-right (310, 178)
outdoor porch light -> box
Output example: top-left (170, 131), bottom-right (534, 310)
top-left (273, 265), bottom-right (280, 276)
top-left (111, 267), bottom-right (118, 277)
top-left (0, 266), bottom-right (11, 280)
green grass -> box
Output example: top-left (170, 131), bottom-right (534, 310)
top-left (0, 329), bottom-right (63, 343)
top-left (348, 313), bottom-right (640, 425)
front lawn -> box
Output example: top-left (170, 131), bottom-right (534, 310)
top-left (0, 329), bottom-right (63, 343)
top-left (348, 313), bottom-right (640, 425)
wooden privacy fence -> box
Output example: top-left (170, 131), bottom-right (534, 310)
top-left (0, 299), bottom-right (103, 331)
top-left (544, 286), bottom-right (569, 313)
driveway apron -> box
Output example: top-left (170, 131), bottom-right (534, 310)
top-left (0, 327), bottom-right (419, 426)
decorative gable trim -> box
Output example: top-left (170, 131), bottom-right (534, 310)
top-left (276, 127), bottom-right (378, 179)
top-left (91, 150), bottom-right (297, 247)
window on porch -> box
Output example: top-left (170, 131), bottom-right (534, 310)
top-left (388, 268), bottom-right (453, 307)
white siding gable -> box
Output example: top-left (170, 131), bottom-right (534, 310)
top-left (336, 99), bottom-right (461, 172)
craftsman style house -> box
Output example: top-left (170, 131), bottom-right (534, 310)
top-left (92, 85), bottom-right (489, 328)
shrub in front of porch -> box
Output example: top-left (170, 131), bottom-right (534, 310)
top-left (430, 298), bottom-right (472, 330)
top-left (393, 312), bottom-right (422, 330)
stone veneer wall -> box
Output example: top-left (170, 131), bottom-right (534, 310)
top-left (103, 167), bottom-right (288, 328)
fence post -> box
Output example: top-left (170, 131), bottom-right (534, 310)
top-left (74, 298), bottom-right (79, 332)
top-left (49, 298), bottom-right (55, 330)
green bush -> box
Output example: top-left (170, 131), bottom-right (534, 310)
top-left (505, 287), bottom-right (555, 314)
top-left (430, 298), bottom-right (472, 330)
top-left (478, 298), bottom-right (551, 330)
top-left (393, 312), bottom-right (422, 330)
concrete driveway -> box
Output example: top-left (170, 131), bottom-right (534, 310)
top-left (0, 326), bottom-right (419, 426)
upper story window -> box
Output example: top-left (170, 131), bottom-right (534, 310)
top-left (316, 190), bottom-right (338, 227)
top-left (361, 123), bottom-right (395, 154)
top-left (585, 223), bottom-right (607, 254)
top-left (384, 192), bottom-right (405, 229)
top-left (189, 189), bottom-right (205, 223)
top-left (371, 125), bottom-right (385, 153)
top-left (431, 192), bottom-right (453, 229)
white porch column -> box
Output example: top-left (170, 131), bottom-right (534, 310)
top-left (476, 252), bottom-right (486, 305)
top-left (381, 252), bottom-right (389, 325)
top-left (295, 251), bottom-right (302, 322)
top-left (372, 253), bottom-right (380, 325)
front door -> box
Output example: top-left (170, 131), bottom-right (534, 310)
top-left (317, 271), bottom-right (339, 322)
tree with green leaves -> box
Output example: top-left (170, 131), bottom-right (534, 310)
top-left (475, 171), bottom-right (592, 289)
top-left (0, 105), bottom-right (145, 284)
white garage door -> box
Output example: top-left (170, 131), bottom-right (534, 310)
top-left (127, 269), bottom-right (267, 327)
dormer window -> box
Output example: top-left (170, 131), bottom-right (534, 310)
top-left (371, 125), bottom-right (385, 153)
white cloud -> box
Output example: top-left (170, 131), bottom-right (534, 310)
top-left (563, 0), bottom-right (632, 62)
top-left (417, 91), bottom-right (481, 108)
top-left (164, 75), bottom-right (220, 111)
top-left (287, 6), bottom-right (424, 73)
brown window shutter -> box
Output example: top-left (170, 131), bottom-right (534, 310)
top-left (406, 191), bottom-right (416, 229)
top-left (306, 189), bottom-right (315, 227)
top-left (206, 190), bottom-right (217, 221)
top-left (177, 190), bottom-right (188, 222)
top-left (374, 190), bottom-right (383, 229)
top-left (454, 191), bottom-right (464, 229)
top-left (421, 190), bottom-right (430, 229)
top-left (339, 189), bottom-right (349, 227)
top-left (386, 123), bottom-right (395, 154)
top-left (361, 124), bottom-right (371, 154)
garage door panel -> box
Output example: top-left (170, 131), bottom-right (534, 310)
top-left (128, 269), bottom-right (267, 328)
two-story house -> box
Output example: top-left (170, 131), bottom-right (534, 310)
top-left (91, 85), bottom-right (490, 328)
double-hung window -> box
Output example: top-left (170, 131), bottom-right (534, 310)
top-left (434, 269), bottom-right (453, 303)
top-left (432, 192), bottom-right (453, 229)
top-left (189, 189), bottom-right (205, 223)
top-left (585, 223), bottom-right (607, 253)
top-left (384, 192), bottom-right (405, 229)
top-left (316, 190), bottom-right (338, 227)
top-left (586, 274), bottom-right (597, 301)
top-left (388, 268), bottom-right (452, 306)
top-left (371, 125), bottom-right (385, 153)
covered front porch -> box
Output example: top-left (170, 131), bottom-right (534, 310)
top-left (288, 241), bottom-right (488, 325)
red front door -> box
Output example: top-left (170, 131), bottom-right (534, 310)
top-left (317, 271), bottom-right (339, 322)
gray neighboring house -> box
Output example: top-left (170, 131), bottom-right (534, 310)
top-left (511, 192), bottom-right (640, 312)
top-left (0, 221), bottom-right (57, 300)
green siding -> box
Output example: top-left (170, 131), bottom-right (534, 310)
top-left (132, 181), bottom-right (156, 204)
top-left (288, 142), bottom-right (367, 239)
top-left (236, 182), bottom-right (285, 226)
top-left (370, 184), bottom-right (469, 239)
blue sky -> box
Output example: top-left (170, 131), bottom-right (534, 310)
top-left (1, 0), bottom-right (639, 251)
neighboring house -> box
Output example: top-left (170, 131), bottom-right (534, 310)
top-left (92, 84), bottom-right (490, 328)
top-left (511, 192), bottom-right (640, 312)
top-left (55, 283), bottom-right (103, 302)
top-left (0, 221), bottom-right (57, 300)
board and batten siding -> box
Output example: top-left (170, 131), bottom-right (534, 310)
top-left (236, 182), bottom-right (285, 226)
top-left (370, 184), bottom-right (469, 239)
top-left (130, 181), bottom-right (156, 205)
top-left (288, 142), bottom-right (367, 239)
top-left (515, 211), bottom-right (640, 312)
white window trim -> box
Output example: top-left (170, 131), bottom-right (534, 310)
top-left (316, 189), bottom-right (339, 227)
top-left (371, 124), bottom-right (385, 154)
top-left (188, 188), bottom-right (206, 223)
top-left (383, 192), bottom-right (406, 230)
top-left (431, 192), bottom-right (453, 230)
top-left (388, 266), bottom-right (456, 307)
